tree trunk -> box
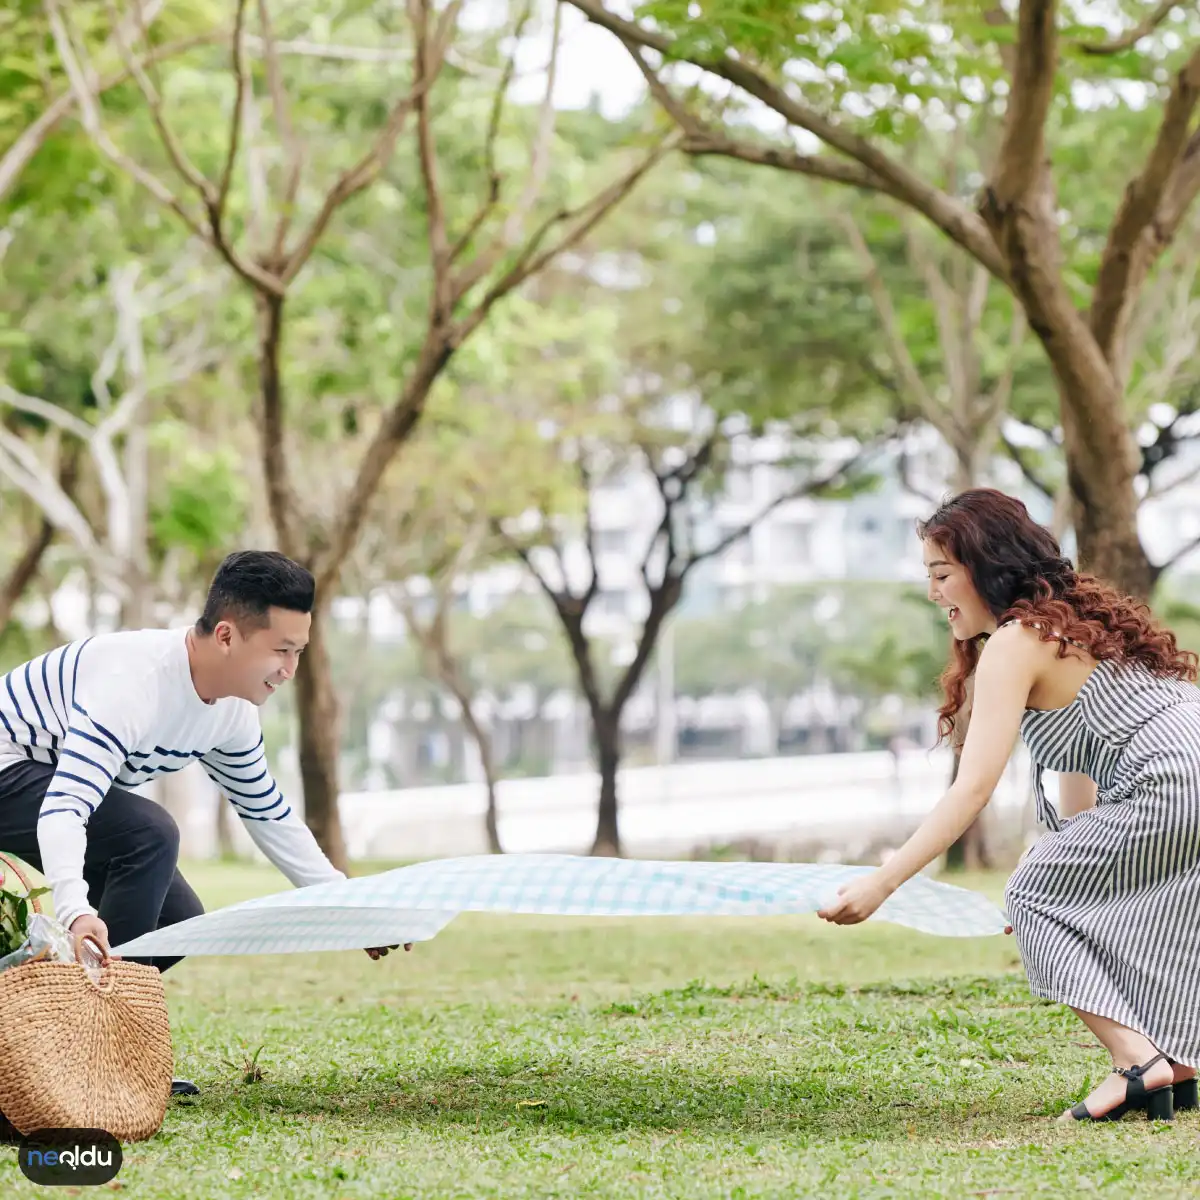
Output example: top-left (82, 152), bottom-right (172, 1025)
top-left (0, 516), bottom-right (56, 635)
top-left (0, 443), bottom-right (80, 634)
top-left (455, 690), bottom-right (502, 854)
top-left (293, 602), bottom-right (347, 871)
top-left (591, 713), bottom-right (621, 856)
top-left (980, 184), bottom-right (1155, 599)
top-left (214, 791), bottom-right (236, 859)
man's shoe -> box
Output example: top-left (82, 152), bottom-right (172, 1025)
top-left (171, 1078), bottom-right (200, 1097)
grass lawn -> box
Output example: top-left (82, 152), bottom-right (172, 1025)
top-left (3, 861), bottom-right (1198, 1198)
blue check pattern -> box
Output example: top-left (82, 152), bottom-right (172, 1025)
top-left (114, 854), bottom-right (1007, 957)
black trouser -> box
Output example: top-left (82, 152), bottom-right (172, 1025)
top-left (0, 760), bottom-right (204, 972)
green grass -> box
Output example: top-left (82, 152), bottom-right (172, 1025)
top-left (3, 862), bottom-right (1197, 1198)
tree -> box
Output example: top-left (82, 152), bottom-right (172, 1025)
top-left (564, 0), bottom-right (1200, 597)
top-left (0, 259), bottom-right (221, 624)
top-left (45, 0), bottom-right (672, 868)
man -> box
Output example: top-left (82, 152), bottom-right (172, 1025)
top-left (0, 550), bottom-right (402, 1094)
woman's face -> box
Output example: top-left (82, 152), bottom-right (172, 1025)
top-left (923, 539), bottom-right (997, 641)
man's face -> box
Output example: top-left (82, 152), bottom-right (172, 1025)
top-left (215, 607), bottom-right (310, 705)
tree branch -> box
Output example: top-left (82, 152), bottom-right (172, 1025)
top-left (685, 446), bottom-right (871, 571)
top-left (1155, 527), bottom-right (1200, 575)
top-left (215, 0), bottom-right (252, 229)
top-left (1090, 46), bottom-right (1200, 361)
top-left (412, 0), bottom-right (453, 327)
top-left (1078, 1), bottom-right (1185, 55)
top-left (257, 0), bottom-right (304, 260)
top-left (999, 431), bottom-right (1056, 499)
top-left (455, 131), bottom-right (681, 328)
top-left (840, 213), bottom-right (945, 434)
top-left (565, 0), bottom-right (1008, 281)
top-left (990, 0), bottom-right (1058, 207)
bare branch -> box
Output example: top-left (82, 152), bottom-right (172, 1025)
top-left (1091, 46), bottom-right (1200, 361)
top-left (412, 0), bottom-right (454, 326)
top-left (215, 0), bottom-right (252, 226)
top-left (577, 458), bottom-right (601, 608)
top-left (257, 0), bottom-right (304, 260)
top-left (279, 6), bottom-right (455, 286)
top-left (1148, 454), bottom-right (1200, 499)
top-left (990, 0), bottom-right (1058, 207)
top-left (1000, 431), bottom-right (1056, 499)
top-left (685, 446), bottom-right (871, 571)
top-left (0, 384), bottom-right (94, 440)
top-left (683, 130), bottom-right (901, 196)
top-left (502, 1), bottom-right (561, 245)
top-left (980, 303), bottom-right (1028, 428)
top-left (46, 0), bottom-right (284, 296)
top-left (0, 426), bottom-right (120, 583)
top-left (44, 0), bottom-right (209, 241)
top-left (1156, 527), bottom-right (1200, 574)
top-left (565, 0), bottom-right (1008, 280)
top-left (1078, 0), bottom-right (1185, 55)
top-left (456, 132), bottom-right (680, 323)
top-left (449, 0), bottom-right (533, 262)
top-left (840, 213), bottom-right (944, 433)
top-left (103, 0), bottom-right (219, 206)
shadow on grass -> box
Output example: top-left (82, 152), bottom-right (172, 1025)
top-left (176, 1057), bottom-right (1035, 1141)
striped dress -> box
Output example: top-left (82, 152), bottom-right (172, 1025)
top-left (1005, 657), bottom-right (1200, 1066)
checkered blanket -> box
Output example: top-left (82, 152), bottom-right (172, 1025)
top-left (113, 855), bottom-right (1008, 957)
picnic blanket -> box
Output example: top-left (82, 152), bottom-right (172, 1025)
top-left (113, 855), bottom-right (1007, 957)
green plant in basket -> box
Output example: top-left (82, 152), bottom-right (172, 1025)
top-left (0, 878), bottom-right (51, 957)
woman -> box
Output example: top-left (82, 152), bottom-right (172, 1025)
top-left (817, 488), bottom-right (1200, 1122)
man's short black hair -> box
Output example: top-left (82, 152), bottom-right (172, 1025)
top-left (196, 551), bottom-right (315, 635)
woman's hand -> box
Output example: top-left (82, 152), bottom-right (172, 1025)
top-left (817, 872), bottom-right (895, 926)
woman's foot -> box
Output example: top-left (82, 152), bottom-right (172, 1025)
top-left (1172, 1062), bottom-right (1197, 1086)
top-left (1058, 1054), bottom-right (1175, 1122)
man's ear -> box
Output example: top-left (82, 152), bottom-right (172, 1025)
top-left (213, 620), bottom-right (236, 651)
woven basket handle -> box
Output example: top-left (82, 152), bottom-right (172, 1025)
top-left (0, 852), bottom-right (42, 913)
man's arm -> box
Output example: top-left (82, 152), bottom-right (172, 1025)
top-left (38, 677), bottom-right (148, 933)
top-left (200, 729), bottom-right (345, 887)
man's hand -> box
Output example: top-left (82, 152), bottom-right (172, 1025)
top-left (69, 914), bottom-right (117, 965)
top-left (364, 943), bottom-right (412, 960)
top-left (816, 873), bottom-right (894, 926)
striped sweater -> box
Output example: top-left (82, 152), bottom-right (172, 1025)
top-left (0, 627), bottom-right (344, 929)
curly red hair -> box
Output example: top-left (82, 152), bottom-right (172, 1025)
top-left (919, 489), bottom-right (1197, 745)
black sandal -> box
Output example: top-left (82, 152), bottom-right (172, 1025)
top-left (1167, 1058), bottom-right (1198, 1112)
top-left (1068, 1053), bottom-right (1174, 1122)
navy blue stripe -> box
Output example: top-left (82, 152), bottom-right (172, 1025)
top-left (40, 807), bottom-right (85, 818)
top-left (122, 761), bottom-right (187, 777)
top-left (237, 807), bottom-right (292, 822)
top-left (0, 703), bottom-right (16, 742)
top-left (222, 782), bottom-right (277, 802)
top-left (207, 767), bottom-right (267, 787)
top-left (210, 737), bottom-right (264, 760)
top-left (54, 771), bottom-right (107, 800)
top-left (70, 638), bottom-right (92, 701)
top-left (23, 661), bottom-right (47, 732)
top-left (59, 746), bottom-right (108, 771)
top-left (40, 652), bottom-right (53, 724)
top-left (230, 793), bottom-right (285, 813)
top-left (129, 747), bottom-right (203, 761)
top-left (69, 727), bottom-right (119, 758)
top-left (5, 675), bottom-right (36, 747)
top-left (58, 644), bottom-right (68, 720)
top-left (43, 789), bottom-right (96, 814)
top-left (72, 705), bottom-right (128, 758)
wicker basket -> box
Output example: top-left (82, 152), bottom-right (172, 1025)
top-left (0, 854), bottom-right (173, 1141)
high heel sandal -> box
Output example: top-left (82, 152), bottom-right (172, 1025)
top-left (1167, 1057), bottom-right (1198, 1112)
top-left (1068, 1052), bottom-right (1175, 1122)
